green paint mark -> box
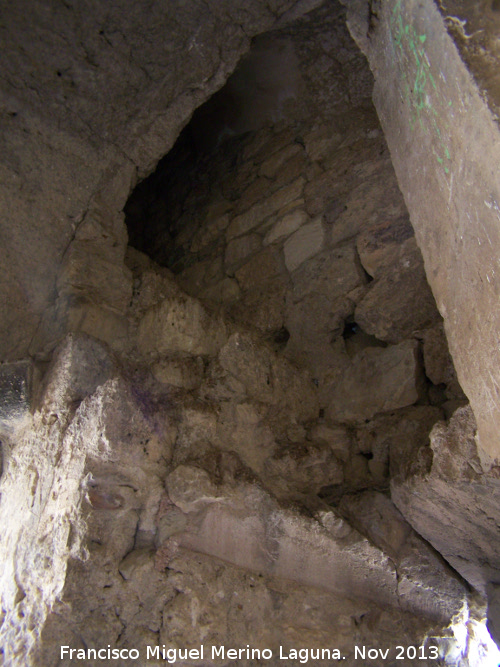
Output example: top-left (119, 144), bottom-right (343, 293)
top-left (389, 0), bottom-right (452, 176)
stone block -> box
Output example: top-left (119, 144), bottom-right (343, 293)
top-left (264, 208), bottom-right (309, 245)
top-left (303, 124), bottom-right (343, 162)
top-left (235, 246), bottom-right (286, 289)
top-left (231, 278), bottom-right (287, 336)
top-left (326, 340), bottom-right (423, 422)
top-left (177, 257), bottom-right (224, 298)
top-left (224, 233), bottom-right (261, 274)
top-left (219, 333), bottom-right (317, 423)
top-left (131, 267), bottom-right (184, 314)
top-left (236, 176), bottom-right (274, 214)
top-left (118, 548), bottom-right (155, 581)
top-left (57, 240), bottom-right (132, 315)
top-left (137, 296), bottom-right (227, 358)
top-left (215, 401), bottom-right (276, 473)
top-left (264, 442), bottom-right (343, 496)
top-left (390, 406), bottom-right (500, 601)
top-left (327, 168), bottom-right (407, 246)
top-left (171, 482), bottom-right (399, 609)
top-left (339, 491), bottom-right (468, 623)
top-left (242, 126), bottom-right (296, 163)
top-left (40, 333), bottom-right (115, 417)
top-left (259, 143), bottom-right (302, 179)
top-left (309, 423), bottom-right (352, 462)
top-left (219, 333), bottom-right (275, 403)
top-left (290, 245), bottom-right (363, 302)
top-left (284, 219), bottom-right (324, 272)
top-left (201, 277), bottom-right (241, 304)
top-left (190, 212), bottom-right (230, 253)
top-left (356, 218), bottom-right (414, 278)
top-left (227, 178), bottom-right (305, 240)
top-left (356, 408), bottom-right (440, 487)
top-left (304, 165), bottom-right (345, 217)
top-left (355, 238), bottom-right (441, 343)
top-left (272, 151), bottom-right (305, 190)
top-left (152, 356), bottom-right (204, 390)
top-left (166, 465), bottom-right (221, 513)
top-left (65, 301), bottom-right (129, 353)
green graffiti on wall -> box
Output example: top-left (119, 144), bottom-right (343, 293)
top-left (390, 0), bottom-right (451, 174)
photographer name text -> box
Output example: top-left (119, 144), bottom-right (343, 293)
top-left (61, 643), bottom-right (440, 663)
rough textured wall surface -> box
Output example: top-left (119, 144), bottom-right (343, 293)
top-left (343, 0), bottom-right (500, 465)
top-left (436, 0), bottom-right (500, 124)
top-left (2, 0), bottom-right (500, 664)
top-left (0, 0), bottom-right (322, 361)
top-left (341, 0), bottom-right (500, 646)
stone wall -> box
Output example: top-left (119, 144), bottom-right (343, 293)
top-left (0, 0), bottom-right (323, 362)
top-left (341, 0), bottom-right (500, 643)
top-left (2, 0), bottom-right (500, 663)
top-left (126, 72), bottom-right (465, 426)
top-left (343, 0), bottom-right (500, 465)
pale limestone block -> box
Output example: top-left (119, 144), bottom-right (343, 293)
top-left (284, 219), bottom-right (324, 272)
top-left (137, 296), bottom-right (226, 357)
top-left (264, 209), bottom-right (309, 245)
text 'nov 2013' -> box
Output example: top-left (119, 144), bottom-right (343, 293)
top-left (60, 643), bottom-right (440, 663)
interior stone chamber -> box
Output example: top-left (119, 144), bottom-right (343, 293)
top-left (1, 1), bottom-right (500, 665)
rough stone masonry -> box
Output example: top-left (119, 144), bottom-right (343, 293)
top-left (1, 1), bottom-right (500, 665)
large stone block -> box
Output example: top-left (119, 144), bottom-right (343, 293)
top-left (356, 218), bottom-right (415, 279)
top-left (57, 240), bottom-right (133, 315)
top-left (227, 178), bottom-right (305, 240)
top-left (390, 406), bottom-right (500, 598)
top-left (39, 333), bottom-right (115, 418)
top-left (290, 245), bottom-right (363, 302)
top-left (169, 478), bottom-right (399, 608)
top-left (224, 233), bottom-right (261, 274)
top-left (219, 332), bottom-right (318, 423)
top-left (283, 218), bottom-right (324, 272)
top-left (137, 296), bottom-right (227, 357)
top-left (264, 208), bottom-right (309, 245)
top-left (326, 340), bottom-right (423, 422)
top-left (355, 238), bottom-right (440, 343)
top-left (339, 490), bottom-right (468, 624)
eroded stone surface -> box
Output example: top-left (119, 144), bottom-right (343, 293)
top-left (137, 296), bottom-right (227, 357)
top-left (2, 0), bottom-right (496, 662)
top-left (326, 340), bottom-right (423, 422)
top-left (390, 406), bottom-right (500, 623)
top-left (339, 490), bottom-right (467, 624)
top-left (355, 238), bottom-right (441, 343)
